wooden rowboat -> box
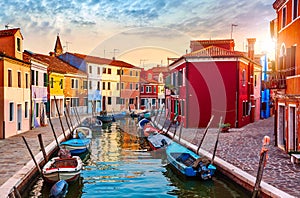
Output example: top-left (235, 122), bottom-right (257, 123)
top-left (60, 134), bottom-right (91, 155)
top-left (42, 156), bottom-right (83, 183)
top-left (166, 141), bottom-right (216, 180)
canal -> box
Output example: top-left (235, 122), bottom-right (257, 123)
top-left (27, 117), bottom-right (251, 197)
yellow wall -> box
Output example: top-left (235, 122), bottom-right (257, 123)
top-left (49, 72), bottom-right (64, 96)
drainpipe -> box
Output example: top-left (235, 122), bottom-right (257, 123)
top-left (236, 58), bottom-right (239, 128)
top-left (185, 58), bottom-right (189, 128)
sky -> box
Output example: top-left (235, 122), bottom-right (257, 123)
top-left (0, 0), bottom-right (276, 68)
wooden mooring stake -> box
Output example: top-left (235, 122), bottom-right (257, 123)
top-left (38, 134), bottom-right (48, 162)
top-left (22, 136), bottom-right (42, 174)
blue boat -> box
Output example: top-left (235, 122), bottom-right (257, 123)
top-left (49, 180), bottom-right (68, 198)
top-left (96, 115), bottom-right (113, 123)
top-left (138, 118), bottom-right (151, 129)
top-left (166, 141), bottom-right (216, 180)
top-left (60, 133), bottom-right (91, 155)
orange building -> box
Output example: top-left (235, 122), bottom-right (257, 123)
top-left (272, 0), bottom-right (300, 152)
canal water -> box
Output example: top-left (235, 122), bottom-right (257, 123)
top-left (28, 117), bottom-right (251, 198)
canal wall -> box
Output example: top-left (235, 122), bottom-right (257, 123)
top-left (154, 120), bottom-right (296, 198)
top-left (1, 118), bottom-right (80, 197)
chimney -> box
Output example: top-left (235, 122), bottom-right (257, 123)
top-left (247, 38), bottom-right (256, 60)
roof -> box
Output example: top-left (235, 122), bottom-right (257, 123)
top-left (72, 53), bottom-right (139, 69)
top-left (273, 0), bottom-right (286, 9)
top-left (0, 28), bottom-right (23, 39)
top-left (25, 51), bottom-right (86, 76)
top-left (184, 46), bottom-right (244, 58)
top-left (140, 77), bottom-right (159, 84)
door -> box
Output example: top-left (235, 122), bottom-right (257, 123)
top-left (17, 104), bottom-right (22, 131)
top-left (277, 105), bottom-right (286, 150)
top-left (288, 106), bottom-right (296, 151)
top-left (102, 96), bottom-right (106, 111)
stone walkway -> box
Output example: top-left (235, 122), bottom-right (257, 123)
top-left (0, 113), bottom-right (299, 197)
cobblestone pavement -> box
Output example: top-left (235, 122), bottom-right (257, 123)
top-left (0, 115), bottom-right (78, 187)
top-left (0, 113), bottom-right (299, 197)
top-left (154, 115), bottom-right (300, 198)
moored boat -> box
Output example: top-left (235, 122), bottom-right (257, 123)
top-left (73, 127), bottom-right (93, 139)
top-left (166, 141), bottom-right (216, 180)
top-left (147, 132), bottom-right (172, 150)
top-left (97, 115), bottom-right (113, 123)
top-left (60, 134), bottom-right (91, 155)
top-left (138, 118), bottom-right (151, 129)
top-left (42, 156), bottom-right (83, 183)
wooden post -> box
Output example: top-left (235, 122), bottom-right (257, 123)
top-left (38, 134), bottom-right (48, 162)
top-left (178, 122), bottom-right (183, 142)
top-left (13, 186), bottom-right (21, 198)
top-left (48, 116), bottom-right (60, 149)
top-left (197, 115), bottom-right (214, 154)
top-left (64, 110), bottom-right (72, 133)
top-left (22, 136), bottom-right (42, 174)
top-left (160, 110), bottom-right (170, 131)
top-left (66, 106), bottom-right (74, 130)
top-left (211, 117), bottom-right (222, 164)
top-left (54, 96), bottom-right (67, 141)
top-left (252, 136), bottom-right (270, 198)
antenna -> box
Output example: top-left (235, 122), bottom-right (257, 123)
top-left (63, 41), bottom-right (72, 52)
top-left (5, 23), bottom-right (10, 29)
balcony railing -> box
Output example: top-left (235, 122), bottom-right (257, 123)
top-left (263, 69), bottom-right (296, 89)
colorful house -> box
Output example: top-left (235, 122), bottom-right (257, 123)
top-left (140, 76), bottom-right (159, 110)
top-left (272, 0), bottom-right (300, 152)
top-left (23, 52), bottom-right (48, 127)
top-left (167, 39), bottom-right (262, 128)
top-left (59, 53), bottom-right (140, 113)
top-left (0, 28), bottom-right (31, 138)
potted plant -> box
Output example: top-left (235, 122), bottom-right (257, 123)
top-left (220, 123), bottom-right (231, 132)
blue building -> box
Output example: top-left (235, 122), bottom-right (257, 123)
top-left (260, 55), bottom-right (270, 119)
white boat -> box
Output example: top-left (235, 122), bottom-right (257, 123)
top-left (42, 156), bottom-right (83, 183)
top-left (73, 126), bottom-right (93, 139)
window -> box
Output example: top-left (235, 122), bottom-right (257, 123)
top-left (108, 68), bottom-right (111, 74)
top-left (17, 38), bottom-right (21, 52)
top-left (130, 83), bottom-right (133, 90)
top-left (84, 98), bottom-right (88, 106)
top-left (83, 81), bottom-right (88, 89)
top-left (102, 82), bottom-right (105, 90)
top-left (242, 101), bottom-right (251, 116)
top-left (141, 86), bottom-right (144, 93)
top-left (89, 81), bottom-right (92, 89)
top-left (117, 69), bottom-right (121, 75)
top-left (117, 83), bottom-right (119, 90)
top-left (18, 71), bottom-right (21, 88)
top-left (116, 97), bottom-right (121, 104)
top-left (31, 70), bottom-right (35, 85)
top-left (9, 102), bottom-right (14, 121)
top-left (293, 0), bottom-right (298, 20)
top-left (108, 97), bottom-right (112, 105)
top-left (71, 98), bottom-right (79, 107)
top-left (146, 86), bottom-right (152, 93)
top-left (129, 98), bottom-right (134, 104)
top-left (282, 6), bottom-right (287, 28)
top-left (43, 73), bottom-right (48, 87)
top-left (25, 102), bottom-right (28, 118)
top-left (97, 67), bottom-right (100, 75)
top-left (35, 71), bottom-right (38, 86)
top-left (71, 79), bottom-right (79, 89)
top-left (121, 83), bottom-right (124, 90)
top-left (89, 65), bottom-right (92, 74)
top-left (135, 83), bottom-right (139, 90)
top-left (108, 82), bottom-right (111, 90)
top-left (242, 69), bottom-right (246, 86)
top-left (36, 103), bottom-right (39, 117)
top-left (103, 68), bottom-right (106, 74)
top-left (154, 86), bottom-right (156, 93)
top-left (130, 71), bottom-right (132, 76)
top-left (136, 71), bottom-right (138, 77)
top-left (97, 81), bottom-right (100, 90)
top-left (60, 79), bottom-right (63, 89)
top-left (8, 69), bottom-right (12, 87)
top-left (254, 74), bottom-right (257, 87)
top-left (25, 73), bottom-right (29, 88)
top-left (50, 77), bottom-right (54, 88)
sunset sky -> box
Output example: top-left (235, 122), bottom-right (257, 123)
top-left (1, 0), bottom-right (276, 68)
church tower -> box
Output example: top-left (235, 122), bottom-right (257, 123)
top-left (53, 33), bottom-right (63, 56)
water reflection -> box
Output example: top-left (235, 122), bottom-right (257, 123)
top-left (27, 117), bottom-right (251, 198)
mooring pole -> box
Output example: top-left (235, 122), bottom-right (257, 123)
top-left (54, 96), bottom-right (67, 141)
top-left (37, 134), bottom-right (48, 162)
top-left (211, 117), bottom-right (223, 164)
top-left (66, 106), bottom-right (74, 130)
top-left (22, 136), bottom-right (42, 174)
top-left (48, 116), bottom-right (60, 149)
top-left (197, 115), bottom-right (214, 154)
top-left (64, 110), bottom-right (72, 133)
top-left (252, 136), bottom-right (270, 198)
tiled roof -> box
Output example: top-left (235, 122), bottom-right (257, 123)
top-left (0, 28), bottom-right (20, 38)
top-left (140, 77), bottom-right (159, 84)
top-left (184, 46), bottom-right (244, 58)
top-left (73, 53), bottom-right (139, 69)
top-left (25, 52), bottom-right (86, 76)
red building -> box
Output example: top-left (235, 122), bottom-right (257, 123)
top-left (167, 39), bottom-right (261, 128)
top-left (272, 0), bottom-right (300, 152)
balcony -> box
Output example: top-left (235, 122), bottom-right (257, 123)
top-left (263, 69), bottom-right (296, 90)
